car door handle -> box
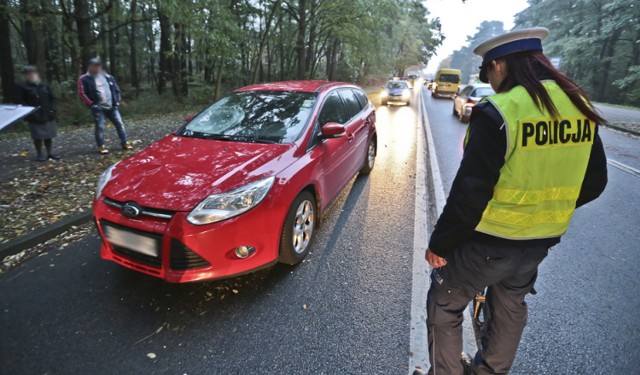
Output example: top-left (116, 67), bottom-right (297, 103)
top-left (347, 133), bottom-right (354, 141)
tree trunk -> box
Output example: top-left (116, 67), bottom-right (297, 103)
top-left (74, 0), bottom-right (94, 72)
top-left (295, 0), bottom-right (306, 80)
top-left (157, 8), bottom-right (172, 94)
top-left (129, 0), bottom-right (139, 96)
top-left (251, 0), bottom-right (281, 84)
top-left (214, 56), bottom-right (224, 100)
top-left (327, 38), bottom-right (340, 81)
top-left (108, 14), bottom-right (118, 77)
top-left (0, 0), bottom-right (16, 102)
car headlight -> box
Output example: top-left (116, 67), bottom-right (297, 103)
top-left (402, 89), bottom-right (411, 98)
top-left (187, 176), bottom-right (275, 225)
top-left (95, 162), bottom-right (118, 198)
top-left (381, 90), bottom-right (388, 97)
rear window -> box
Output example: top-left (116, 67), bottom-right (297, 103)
top-left (438, 74), bottom-right (460, 83)
top-left (472, 87), bottom-right (495, 97)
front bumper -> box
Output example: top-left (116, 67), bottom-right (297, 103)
top-left (385, 94), bottom-right (410, 103)
top-left (93, 195), bottom-right (285, 283)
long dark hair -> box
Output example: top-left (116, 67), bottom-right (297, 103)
top-left (492, 51), bottom-right (606, 124)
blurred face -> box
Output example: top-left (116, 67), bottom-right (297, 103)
top-left (88, 64), bottom-right (102, 75)
top-left (487, 59), bottom-right (507, 93)
top-left (25, 71), bottom-right (40, 83)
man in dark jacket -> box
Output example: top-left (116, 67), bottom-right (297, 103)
top-left (17, 65), bottom-right (60, 161)
top-left (78, 58), bottom-right (133, 154)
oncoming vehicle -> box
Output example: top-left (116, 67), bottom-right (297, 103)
top-left (432, 68), bottom-right (462, 98)
top-left (453, 84), bottom-right (495, 123)
top-left (381, 80), bottom-right (411, 106)
top-left (93, 81), bottom-right (377, 283)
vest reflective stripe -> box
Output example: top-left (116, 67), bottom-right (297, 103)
top-left (491, 186), bottom-right (581, 205)
top-left (470, 81), bottom-right (595, 240)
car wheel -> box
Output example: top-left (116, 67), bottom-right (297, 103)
top-left (278, 191), bottom-right (316, 265)
top-left (453, 104), bottom-right (458, 116)
top-left (360, 136), bottom-right (376, 175)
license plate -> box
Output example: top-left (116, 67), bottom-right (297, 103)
top-left (103, 225), bottom-right (159, 258)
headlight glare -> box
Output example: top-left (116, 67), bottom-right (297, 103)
top-left (187, 176), bottom-right (275, 225)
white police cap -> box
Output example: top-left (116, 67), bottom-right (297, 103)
top-left (474, 27), bottom-right (549, 82)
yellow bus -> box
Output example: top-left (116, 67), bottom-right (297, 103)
top-left (433, 69), bottom-right (462, 98)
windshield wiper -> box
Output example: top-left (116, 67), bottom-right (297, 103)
top-left (191, 133), bottom-right (279, 144)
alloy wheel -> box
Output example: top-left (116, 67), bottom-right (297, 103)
top-left (292, 200), bottom-right (314, 254)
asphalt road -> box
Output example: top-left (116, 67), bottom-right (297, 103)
top-left (2, 88), bottom-right (639, 375)
top-left (422, 88), bottom-right (640, 374)
top-left (0, 96), bottom-right (421, 374)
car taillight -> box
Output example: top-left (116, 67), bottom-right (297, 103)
top-left (466, 99), bottom-right (476, 106)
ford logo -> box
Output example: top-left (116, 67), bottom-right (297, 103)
top-left (121, 202), bottom-right (142, 218)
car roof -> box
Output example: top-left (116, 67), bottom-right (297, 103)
top-left (236, 80), bottom-right (356, 93)
top-left (465, 83), bottom-right (493, 89)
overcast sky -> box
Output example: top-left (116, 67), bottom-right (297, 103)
top-left (424, 0), bottom-right (529, 73)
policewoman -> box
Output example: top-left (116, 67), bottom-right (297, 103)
top-left (420, 28), bottom-right (608, 374)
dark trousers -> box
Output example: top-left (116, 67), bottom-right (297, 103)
top-left (92, 106), bottom-right (128, 147)
top-left (427, 240), bottom-right (549, 375)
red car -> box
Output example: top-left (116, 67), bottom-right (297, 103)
top-left (93, 81), bottom-right (377, 282)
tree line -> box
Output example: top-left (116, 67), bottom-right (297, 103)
top-left (515, 0), bottom-right (639, 105)
top-left (0, 0), bottom-right (444, 105)
top-left (442, 0), bottom-right (640, 106)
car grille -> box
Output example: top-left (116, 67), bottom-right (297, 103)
top-left (103, 197), bottom-right (175, 220)
top-left (100, 220), bottom-right (163, 268)
top-left (170, 239), bottom-right (210, 270)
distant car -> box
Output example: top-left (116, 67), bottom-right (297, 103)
top-left (425, 80), bottom-right (435, 90)
top-left (93, 80), bottom-right (377, 283)
top-left (381, 80), bottom-right (411, 106)
top-left (452, 84), bottom-right (495, 123)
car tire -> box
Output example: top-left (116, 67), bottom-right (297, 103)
top-left (278, 191), bottom-right (317, 265)
top-left (381, 99), bottom-right (387, 106)
top-left (453, 104), bottom-right (458, 116)
top-left (360, 136), bottom-right (376, 175)
top-left (405, 100), bottom-right (411, 106)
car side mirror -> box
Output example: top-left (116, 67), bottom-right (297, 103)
top-left (320, 122), bottom-right (346, 138)
top-left (185, 114), bottom-right (194, 123)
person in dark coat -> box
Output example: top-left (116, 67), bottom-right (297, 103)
top-left (16, 65), bottom-right (60, 161)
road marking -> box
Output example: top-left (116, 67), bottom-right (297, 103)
top-left (409, 90), bottom-right (430, 373)
top-left (408, 88), bottom-right (478, 375)
top-left (607, 158), bottom-right (640, 178)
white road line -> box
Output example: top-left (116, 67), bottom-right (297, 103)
top-left (607, 158), bottom-right (640, 178)
top-left (409, 89), bottom-right (430, 373)
top-left (408, 88), bottom-right (478, 375)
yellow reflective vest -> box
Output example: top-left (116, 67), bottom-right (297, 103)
top-left (468, 81), bottom-right (596, 240)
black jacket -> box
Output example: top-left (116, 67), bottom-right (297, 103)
top-left (428, 100), bottom-right (608, 258)
top-left (16, 81), bottom-right (57, 123)
top-left (77, 72), bottom-right (121, 108)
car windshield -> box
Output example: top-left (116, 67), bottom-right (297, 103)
top-left (439, 74), bottom-right (460, 83)
top-left (178, 91), bottom-right (317, 144)
top-left (386, 82), bottom-right (408, 89)
top-left (473, 87), bottom-right (495, 97)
